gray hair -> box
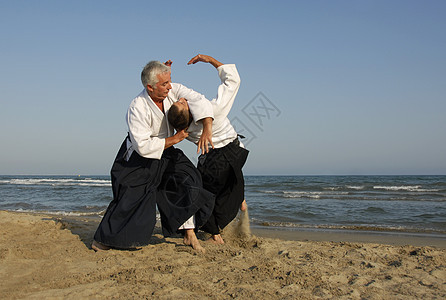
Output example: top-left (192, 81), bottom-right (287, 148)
top-left (141, 61), bottom-right (171, 88)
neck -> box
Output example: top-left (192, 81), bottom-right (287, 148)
top-left (151, 97), bottom-right (163, 103)
top-left (147, 91), bottom-right (163, 103)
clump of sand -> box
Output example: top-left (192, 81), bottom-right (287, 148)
top-left (1, 210), bottom-right (445, 299)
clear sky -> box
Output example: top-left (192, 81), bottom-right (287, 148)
top-left (1, 0), bottom-right (445, 175)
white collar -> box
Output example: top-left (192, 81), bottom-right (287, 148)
top-left (143, 89), bottom-right (165, 119)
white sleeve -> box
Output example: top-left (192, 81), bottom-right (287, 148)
top-left (126, 103), bottom-right (165, 159)
top-left (171, 83), bottom-right (214, 124)
top-left (212, 64), bottom-right (241, 120)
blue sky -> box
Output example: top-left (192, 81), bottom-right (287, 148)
top-left (1, 0), bottom-right (445, 175)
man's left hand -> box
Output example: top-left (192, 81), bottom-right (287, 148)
top-left (197, 127), bottom-right (214, 154)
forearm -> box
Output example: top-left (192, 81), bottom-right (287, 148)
top-left (208, 57), bottom-right (223, 69)
top-left (199, 117), bottom-right (213, 134)
top-left (164, 130), bottom-right (188, 149)
top-left (164, 136), bottom-right (180, 149)
top-left (196, 117), bottom-right (214, 153)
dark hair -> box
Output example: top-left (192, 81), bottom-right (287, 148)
top-left (168, 103), bottom-right (190, 130)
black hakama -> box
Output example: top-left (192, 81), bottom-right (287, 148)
top-left (197, 138), bottom-right (249, 235)
top-left (156, 147), bottom-right (216, 237)
top-left (93, 138), bottom-right (215, 249)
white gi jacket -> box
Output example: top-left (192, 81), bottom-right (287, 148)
top-left (125, 83), bottom-right (214, 160)
top-left (186, 64), bottom-right (241, 149)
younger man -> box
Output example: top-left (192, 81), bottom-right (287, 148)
top-left (168, 54), bottom-right (249, 244)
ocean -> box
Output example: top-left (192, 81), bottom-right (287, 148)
top-left (1, 175), bottom-right (445, 235)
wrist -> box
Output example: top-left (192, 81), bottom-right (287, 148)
top-left (212, 60), bottom-right (223, 69)
top-left (175, 133), bottom-right (182, 144)
top-left (207, 57), bottom-right (223, 69)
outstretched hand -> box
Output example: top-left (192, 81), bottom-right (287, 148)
top-left (187, 54), bottom-right (212, 65)
top-left (187, 54), bottom-right (223, 68)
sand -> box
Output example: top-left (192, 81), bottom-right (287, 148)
top-left (0, 210), bottom-right (445, 299)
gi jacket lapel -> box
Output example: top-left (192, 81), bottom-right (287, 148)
top-left (144, 89), bottom-right (165, 120)
top-left (164, 96), bottom-right (173, 134)
top-left (144, 90), bottom-right (175, 136)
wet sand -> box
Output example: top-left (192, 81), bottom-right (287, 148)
top-left (252, 227), bottom-right (446, 248)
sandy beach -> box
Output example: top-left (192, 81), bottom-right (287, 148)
top-left (1, 210), bottom-right (445, 299)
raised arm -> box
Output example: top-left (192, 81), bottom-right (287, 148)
top-left (187, 54), bottom-right (223, 69)
top-left (212, 64), bottom-right (241, 120)
top-left (188, 54), bottom-right (241, 121)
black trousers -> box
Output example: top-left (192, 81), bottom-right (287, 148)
top-left (94, 138), bottom-right (215, 248)
top-left (198, 139), bottom-right (249, 235)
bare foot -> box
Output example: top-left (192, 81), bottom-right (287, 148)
top-left (209, 234), bottom-right (225, 244)
top-left (92, 240), bottom-right (111, 251)
top-left (183, 229), bottom-right (205, 253)
top-left (240, 199), bottom-right (248, 211)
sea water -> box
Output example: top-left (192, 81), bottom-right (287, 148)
top-left (1, 175), bottom-right (445, 234)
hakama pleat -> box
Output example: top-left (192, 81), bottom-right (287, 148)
top-left (93, 139), bottom-right (165, 248)
top-left (94, 138), bottom-right (215, 248)
top-left (156, 147), bottom-right (215, 237)
top-left (198, 139), bottom-right (249, 235)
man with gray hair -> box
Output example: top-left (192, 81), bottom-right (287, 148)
top-left (92, 59), bottom-right (215, 252)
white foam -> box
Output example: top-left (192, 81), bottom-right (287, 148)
top-left (373, 185), bottom-right (438, 192)
top-left (12, 208), bottom-right (105, 216)
top-left (346, 185), bottom-right (365, 190)
top-left (280, 191), bottom-right (350, 199)
top-left (261, 190), bottom-right (278, 194)
top-left (282, 193), bottom-right (321, 199)
top-left (4, 178), bottom-right (111, 187)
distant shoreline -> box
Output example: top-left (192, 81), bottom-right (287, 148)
top-left (1, 174), bottom-right (446, 176)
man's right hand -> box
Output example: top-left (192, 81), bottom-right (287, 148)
top-left (164, 129), bottom-right (188, 149)
top-left (175, 129), bottom-right (189, 141)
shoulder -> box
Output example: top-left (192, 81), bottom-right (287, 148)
top-left (129, 90), bottom-right (149, 110)
top-left (168, 83), bottom-right (191, 100)
top-left (170, 82), bottom-right (183, 93)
